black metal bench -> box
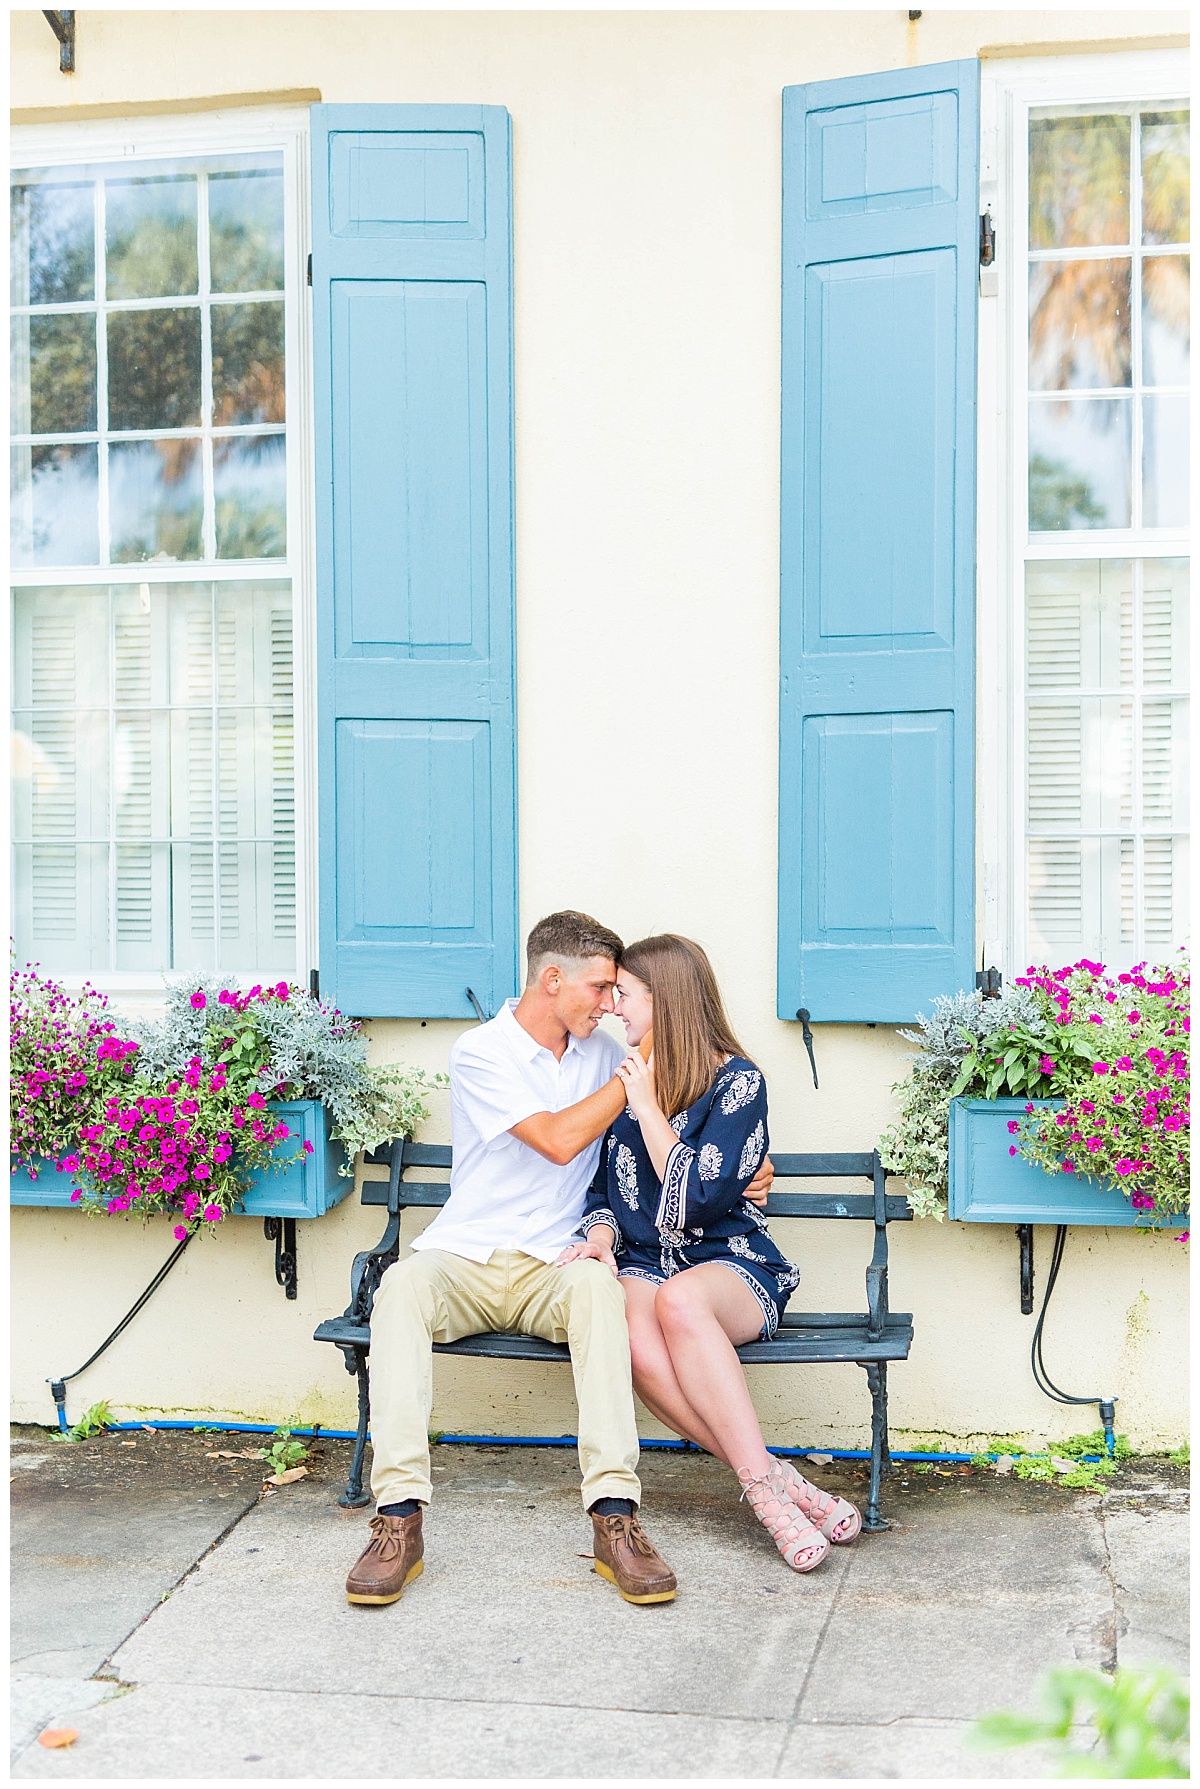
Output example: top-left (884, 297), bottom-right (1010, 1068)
top-left (314, 1143), bottom-right (914, 1529)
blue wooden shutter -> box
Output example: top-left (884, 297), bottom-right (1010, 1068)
top-left (778, 61), bottom-right (979, 1023)
top-left (311, 105), bottom-right (517, 1017)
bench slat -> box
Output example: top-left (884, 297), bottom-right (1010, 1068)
top-left (386, 1144), bottom-right (882, 1178)
top-left (362, 1181), bottom-right (911, 1220)
top-left (314, 1316), bottom-right (914, 1368)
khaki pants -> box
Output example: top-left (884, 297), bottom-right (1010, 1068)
top-left (368, 1248), bottom-right (642, 1512)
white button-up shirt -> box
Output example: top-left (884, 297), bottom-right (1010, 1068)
top-left (410, 999), bottom-right (625, 1265)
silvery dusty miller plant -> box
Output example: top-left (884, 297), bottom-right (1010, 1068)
top-left (878, 984), bottom-right (1046, 1219)
top-left (129, 976), bottom-right (445, 1174)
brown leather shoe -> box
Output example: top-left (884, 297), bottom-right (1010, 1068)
top-left (345, 1510), bottom-right (424, 1605)
top-left (591, 1511), bottom-right (677, 1604)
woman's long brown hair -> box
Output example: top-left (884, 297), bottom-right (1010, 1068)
top-left (619, 934), bottom-right (751, 1118)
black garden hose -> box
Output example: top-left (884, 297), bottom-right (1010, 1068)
top-left (48, 1226), bottom-right (196, 1431)
top-left (1029, 1224), bottom-right (1117, 1456)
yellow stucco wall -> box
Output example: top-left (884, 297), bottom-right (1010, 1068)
top-left (10, 11), bottom-right (1190, 1449)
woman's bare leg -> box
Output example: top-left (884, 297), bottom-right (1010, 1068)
top-left (652, 1265), bottom-right (776, 1478)
top-left (620, 1277), bottom-right (729, 1461)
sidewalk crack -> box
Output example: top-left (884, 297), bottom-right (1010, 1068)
top-left (770, 1546), bottom-right (852, 1775)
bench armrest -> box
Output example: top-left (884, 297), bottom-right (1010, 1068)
top-left (346, 1211), bottom-right (402, 1324)
top-left (865, 1157), bottom-right (890, 1342)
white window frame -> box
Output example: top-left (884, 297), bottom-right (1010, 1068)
top-left (977, 48), bottom-right (1190, 980)
top-left (9, 104), bottom-right (317, 1009)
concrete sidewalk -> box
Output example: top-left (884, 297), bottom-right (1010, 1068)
top-left (10, 1427), bottom-right (1189, 1779)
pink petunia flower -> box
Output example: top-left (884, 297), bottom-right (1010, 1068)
top-left (190, 991), bottom-right (206, 1010)
top-left (174, 1224), bottom-right (188, 1239)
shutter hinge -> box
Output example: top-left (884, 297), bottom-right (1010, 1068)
top-left (309, 968), bottom-right (319, 999)
top-left (306, 253), bottom-right (312, 286)
top-left (976, 965), bottom-right (1002, 999)
top-left (979, 212), bottom-right (996, 268)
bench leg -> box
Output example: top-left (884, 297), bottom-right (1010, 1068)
top-left (339, 1349), bottom-right (372, 1510)
top-left (862, 1362), bottom-right (891, 1533)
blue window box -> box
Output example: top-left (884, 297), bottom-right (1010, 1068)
top-left (9, 1099), bottom-right (351, 1221)
top-left (948, 1098), bottom-right (1185, 1228)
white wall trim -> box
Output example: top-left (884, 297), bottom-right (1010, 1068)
top-left (976, 47), bottom-right (1190, 981)
top-left (10, 102), bottom-right (317, 1004)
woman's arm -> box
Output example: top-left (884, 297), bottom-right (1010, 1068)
top-left (618, 1053), bottom-right (769, 1234)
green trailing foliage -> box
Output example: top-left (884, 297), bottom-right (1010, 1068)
top-left (970, 1663), bottom-right (1189, 1777)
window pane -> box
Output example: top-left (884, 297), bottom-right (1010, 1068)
top-left (17, 312), bottom-right (98, 435)
top-left (1028, 398), bottom-right (1131, 530)
top-left (1142, 559), bottom-right (1189, 689)
top-left (1029, 114), bottom-right (1130, 249)
top-left (1141, 111), bottom-right (1190, 247)
top-left (1143, 837), bottom-right (1189, 948)
top-left (1143, 699), bottom-right (1188, 828)
top-left (1028, 258), bottom-right (1130, 390)
top-left (1028, 697), bottom-right (1132, 830)
top-left (213, 434), bottom-right (286, 558)
top-left (209, 167), bottom-right (285, 294)
top-left (1142, 393), bottom-right (1189, 528)
top-left (109, 440), bottom-right (203, 562)
top-left (1026, 560), bottom-right (1132, 691)
top-left (1027, 837), bottom-right (1135, 959)
top-left (10, 177), bottom-right (94, 305)
top-left (11, 444), bottom-right (99, 566)
top-left (1142, 255), bottom-right (1189, 386)
top-left (11, 581), bottom-right (295, 974)
top-left (107, 307), bottom-right (201, 431)
top-left (105, 175), bottom-right (198, 300)
top-left (211, 301), bottom-right (285, 424)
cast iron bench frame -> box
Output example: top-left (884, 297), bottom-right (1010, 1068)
top-left (314, 1141), bottom-right (914, 1530)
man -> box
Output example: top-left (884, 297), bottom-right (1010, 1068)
top-left (344, 910), bottom-right (770, 1609)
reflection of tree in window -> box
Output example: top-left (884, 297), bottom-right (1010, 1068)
top-left (1028, 452), bottom-right (1106, 531)
top-left (10, 182), bottom-right (94, 304)
top-left (1029, 116), bottom-right (1130, 249)
top-left (105, 176), bottom-right (198, 300)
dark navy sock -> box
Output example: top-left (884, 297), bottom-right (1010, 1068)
top-left (590, 1496), bottom-right (635, 1517)
top-left (378, 1499), bottom-right (420, 1519)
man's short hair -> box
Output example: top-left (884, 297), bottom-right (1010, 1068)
top-left (525, 911), bottom-right (624, 984)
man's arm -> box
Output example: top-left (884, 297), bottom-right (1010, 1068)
top-left (510, 1076), bottom-right (627, 1166)
top-left (511, 1031), bottom-right (652, 1166)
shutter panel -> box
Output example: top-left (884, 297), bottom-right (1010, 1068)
top-left (778, 62), bottom-right (980, 1022)
top-left (311, 106), bottom-right (517, 1017)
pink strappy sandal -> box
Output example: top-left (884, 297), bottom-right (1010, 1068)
top-left (737, 1461), bottom-right (829, 1573)
top-left (780, 1461), bottom-right (862, 1544)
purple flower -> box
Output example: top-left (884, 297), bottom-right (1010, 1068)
top-left (1007, 1120), bottom-right (1020, 1134)
top-left (1039, 1056), bottom-right (1056, 1074)
top-left (202, 1204), bottom-right (222, 1224)
top-left (1009, 1145), bottom-right (1017, 1156)
top-left (193, 1162), bottom-right (211, 1180)
top-left (303, 1141), bottom-right (314, 1156)
top-left (174, 1224), bottom-right (188, 1239)
top-left (1093, 1063), bottom-right (1109, 1076)
top-left (190, 991), bottom-right (206, 1010)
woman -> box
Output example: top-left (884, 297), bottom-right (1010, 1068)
top-left (558, 934), bottom-right (860, 1573)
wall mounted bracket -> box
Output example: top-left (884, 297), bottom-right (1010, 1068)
top-left (1017, 1223), bottom-right (1034, 1314)
top-left (42, 11), bottom-right (75, 72)
top-left (264, 1216), bottom-right (298, 1299)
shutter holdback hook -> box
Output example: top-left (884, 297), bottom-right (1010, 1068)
top-left (796, 1010), bottom-right (819, 1090)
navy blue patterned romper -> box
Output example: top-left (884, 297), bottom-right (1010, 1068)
top-left (579, 1056), bottom-right (800, 1339)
